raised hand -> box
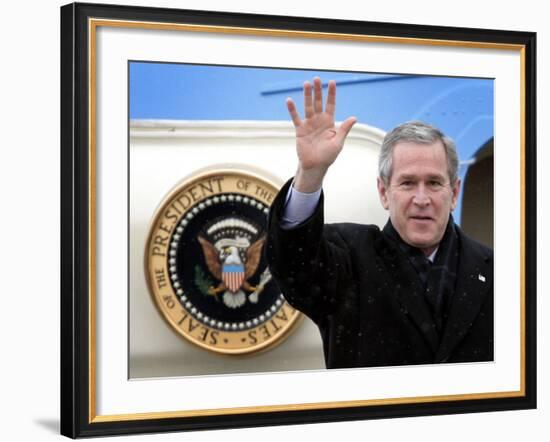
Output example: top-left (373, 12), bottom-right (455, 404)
top-left (287, 77), bottom-right (356, 193)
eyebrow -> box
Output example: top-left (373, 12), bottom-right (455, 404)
top-left (395, 173), bottom-right (447, 182)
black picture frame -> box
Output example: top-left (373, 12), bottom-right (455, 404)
top-left (60, 2), bottom-right (537, 438)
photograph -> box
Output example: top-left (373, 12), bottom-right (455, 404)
top-left (129, 62), bottom-right (495, 378)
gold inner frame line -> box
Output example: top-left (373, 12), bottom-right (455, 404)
top-left (87, 17), bottom-right (527, 423)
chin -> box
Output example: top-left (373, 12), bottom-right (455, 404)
top-left (407, 234), bottom-right (436, 250)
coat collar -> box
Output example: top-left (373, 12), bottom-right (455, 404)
top-left (434, 227), bottom-right (493, 362)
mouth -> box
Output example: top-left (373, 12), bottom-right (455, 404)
top-left (409, 215), bottom-right (434, 222)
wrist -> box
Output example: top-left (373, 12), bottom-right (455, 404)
top-left (293, 166), bottom-right (326, 193)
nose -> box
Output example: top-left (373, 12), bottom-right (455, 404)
top-left (412, 184), bottom-right (430, 207)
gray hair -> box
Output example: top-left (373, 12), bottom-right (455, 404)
top-left (378, 121), bottom-right (459, 185)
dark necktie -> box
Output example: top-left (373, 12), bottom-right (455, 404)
top-left (418, 255), bottom-right (432, 287)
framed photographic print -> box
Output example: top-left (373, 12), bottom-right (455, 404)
top-left (60, 2), bottom-right (536, 438)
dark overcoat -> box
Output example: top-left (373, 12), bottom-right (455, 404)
top-left (265, 180), bottom-right (494, 369)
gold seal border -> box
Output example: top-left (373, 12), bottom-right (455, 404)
top-left (144, 167), bottom-right (303, 355)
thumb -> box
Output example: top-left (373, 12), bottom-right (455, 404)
top-left (336, 117), bottom-right (357, 143)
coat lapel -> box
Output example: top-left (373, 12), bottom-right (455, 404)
top-left (374, 235), bottom-right (440, 354)
top-left (435, 230), bottom-right (493, 362)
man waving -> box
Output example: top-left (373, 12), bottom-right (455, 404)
top-left (265, 77), bottom-right (493, 368)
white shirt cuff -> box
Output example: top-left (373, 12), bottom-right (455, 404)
top-left (280, 183), bottom-right (322, 229)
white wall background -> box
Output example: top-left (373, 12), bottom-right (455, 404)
top-left (0, 0), bottom-right (546, 440)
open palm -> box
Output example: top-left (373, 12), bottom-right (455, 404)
top-left (287, 78), bottom-right (356, 177)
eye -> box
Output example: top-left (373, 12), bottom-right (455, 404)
top-left (428, 180), bottom-right (443, 188)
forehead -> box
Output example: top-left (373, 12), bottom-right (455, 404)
top-left (390, 140), bottom-right (448, 179)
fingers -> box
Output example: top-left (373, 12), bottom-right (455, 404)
top-left (303, 81), bottom-right (314, 119)
top-left (286, 98), bottom-right (302, 128)
top-left (325, 80), bottom-right (336, 116)
top-left (305, 77), bottom-right (334, 116)
top-left (291, 78), bottom-right (342, 125)
top-left (313, 77), bottom-right (323, 114)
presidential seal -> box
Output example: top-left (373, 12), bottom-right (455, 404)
top-left (145, 169), bottom-right (301, 354)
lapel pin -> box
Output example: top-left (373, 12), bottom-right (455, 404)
top-left (478, 274), bottom-right (486, 282)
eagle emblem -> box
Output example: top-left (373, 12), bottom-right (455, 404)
top-left (197, 218), bottom-right (269, 309)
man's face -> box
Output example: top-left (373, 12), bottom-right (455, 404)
top-left (377, 140), bottom-right (460, 256)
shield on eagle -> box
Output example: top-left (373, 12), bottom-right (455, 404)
top-left (222, 264), bottom-right (245, 293)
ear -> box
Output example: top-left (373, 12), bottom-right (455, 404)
top-left (377, 177), bottom-right (390, 210)
top-left (451, 178), bottom-right (461, 210)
